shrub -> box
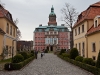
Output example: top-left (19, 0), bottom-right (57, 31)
top-left (31, 51), bottom-right (34, 55)
top-left (62, 53), bottom-right (70, 58)
top-left (4, 63), bottom-right (13, 70)
top-left (57, 55), bottom-right (99, 75)
top-left (12, 62), bottom-right (23, 70)
top-left (27, 52), bottom-right (33, 58)
top-left (13, 54), bottom-right (24, 63)
top-left (96, 51), bottom-right (100, 68)
top-left (66, 49), bottom-right (71, 54)
top-left (70, 48), bottom-right (79, 59)
top-left (5, 56), bottom-right (35, 70)
top-left (59, 49), bottom-right (66, 55)
top-left (75, 56), bottom-right (83, 62)
top-left (83, 58), bottom-right (95, 66)
top-left (44, 49), bottom-right (48, 53)
top-left (19, 52), bottom-right (28, 60)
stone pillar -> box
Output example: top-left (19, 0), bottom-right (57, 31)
top-left (49, 46), bottom-right (50, 51)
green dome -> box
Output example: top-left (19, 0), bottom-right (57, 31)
top-left (49, 12), bottom-right (56, 16)
top-left (49, 5), bottom-right (56, 16)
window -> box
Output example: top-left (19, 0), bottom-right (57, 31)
top-left (13, 28), bottom-right (15, 37)
top-left (76, 44), bottom-right (77, 48)
top-left (42, 29), bottom-right (44, 32)
top-left (75, 29), bottom-right (77, 36)
top-left (95, 20), bottom-right (97, 27)
top-left (35, 42), bottom-right (37, 46)
top-left (79, 43), bottom-right (81, 55)
top-left (78, 27), bottom-right (80, 34)
top-left (50, 32), bottom-right (53, 34)
top-left (9, 46), bottom-right (11, 54)
top-left (82, 42), bottom-right (85, 57)
top-left (92, 43), bottom-right (96, 52)
top-left (60, 29), bottom-right (62, 31)
top-left (10, 26), bottom-right (12, 35)
top-left (82, 25), bottom-right (84, 32)
top-left (6, 23), bottom-right (9, 33)
top-left (38, 37), bottom-right (40, 40)
top-left (5, 45), bottom-right (8, 54)
top-left (54, 32), bottom-right (56, 34)
top-left (47, 32), bottom-right (49, 34)
top-left (92, 56), bottom-right (96, 60)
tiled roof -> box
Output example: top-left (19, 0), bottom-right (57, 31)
top-left (73, 1), bottom-right (100, 28)
top-left (0, 5), bottom-right (18, 28)
top-left (90, 1), bottom-right (100, 7)
top-left (86, 24), bottom-right (100, 35)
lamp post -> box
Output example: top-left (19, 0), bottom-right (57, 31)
top-left (12, 40), bottom-right (16, 63)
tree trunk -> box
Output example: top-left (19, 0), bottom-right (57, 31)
top-left (70, 28), bottom-right (74, 49)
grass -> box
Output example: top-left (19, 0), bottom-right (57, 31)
top-left (48, 51), bottom-right (53, 53)
top-left (0, 58), bottom-right (11, 64)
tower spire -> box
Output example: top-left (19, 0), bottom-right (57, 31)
top-left (51, 5), bottom-right (54, 12)
top-left (48, 5), bottom-right (57, 26)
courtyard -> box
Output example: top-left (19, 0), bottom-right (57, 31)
top-left (0, 53), bottom-right (93, 75)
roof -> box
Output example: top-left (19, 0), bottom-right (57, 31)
top-left (86, 24), bottom-right (100, 36)
top-left (90, 1), bottom-right (100, 7)
top-left (49, 5), bottom-right (56, 16)
top-left (0, 5), bottom-right (18, 28)
top-left (73, 1), bottom-right (100, 28)
top-left (34, 25), bottom-right (69, 32)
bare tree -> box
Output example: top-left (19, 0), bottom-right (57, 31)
top-left (14, 18), bottom-right (19, 25)
top-left (14, 18), bottom-right (22, 40)
top-left (16, 29), bottom-right (21, 40)
top-left (61, 3), bottom-right (78, 49)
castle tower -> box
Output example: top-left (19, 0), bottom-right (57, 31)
top-left (48, 5), bottom-right (57, 26)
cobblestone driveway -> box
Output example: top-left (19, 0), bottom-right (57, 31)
top-left (0, 53), bottom-right (93, 75)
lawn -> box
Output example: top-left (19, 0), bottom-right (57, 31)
top-left (0, 58), bottom-right (11, 64)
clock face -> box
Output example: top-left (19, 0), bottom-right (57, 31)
top-left (50, 17), bottom-right (55, 22)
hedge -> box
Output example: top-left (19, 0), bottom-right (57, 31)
top-left (57, 55), bottom-right (100, 75)
top-left (19, 52), bottom-right (28, 60)
top-left (12, 54), bottom-right (24, 63)
top-left (75, 56), bottom-right (83, 62)
top-left (4, 56), bottom-right (35, 70)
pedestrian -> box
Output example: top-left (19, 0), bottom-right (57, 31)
top-left (34, 50), bottom-right (38, 59)
top-left (41, 51), bottom-right (43, 59)
top-left (43, 49), bottom-right (45, 56)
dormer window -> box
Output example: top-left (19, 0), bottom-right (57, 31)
top-left (95, 20), bottom-right (97, 27)
top-left (36, 29), bottom-right (38, 31)
top-left (7, 14), bottom-right (10, 19)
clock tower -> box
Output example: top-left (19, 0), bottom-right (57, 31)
top-left (48, 5), bottom-right (57, 26)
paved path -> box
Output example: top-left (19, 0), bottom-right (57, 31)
top-left (0, 53), bottom-right (93, 75)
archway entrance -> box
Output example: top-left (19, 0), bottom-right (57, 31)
top-left (46, 46), bottom-right (49, 50)
top-left (50, 46), bottom-right (53, 51)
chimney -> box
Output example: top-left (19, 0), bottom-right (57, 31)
top-left (61, 24), bottom-right (64, 26)
top-left (39, 24), bottom-right (42, 26)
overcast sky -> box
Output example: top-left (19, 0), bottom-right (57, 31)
top-left (2, 0), bottom-right (100, 41)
